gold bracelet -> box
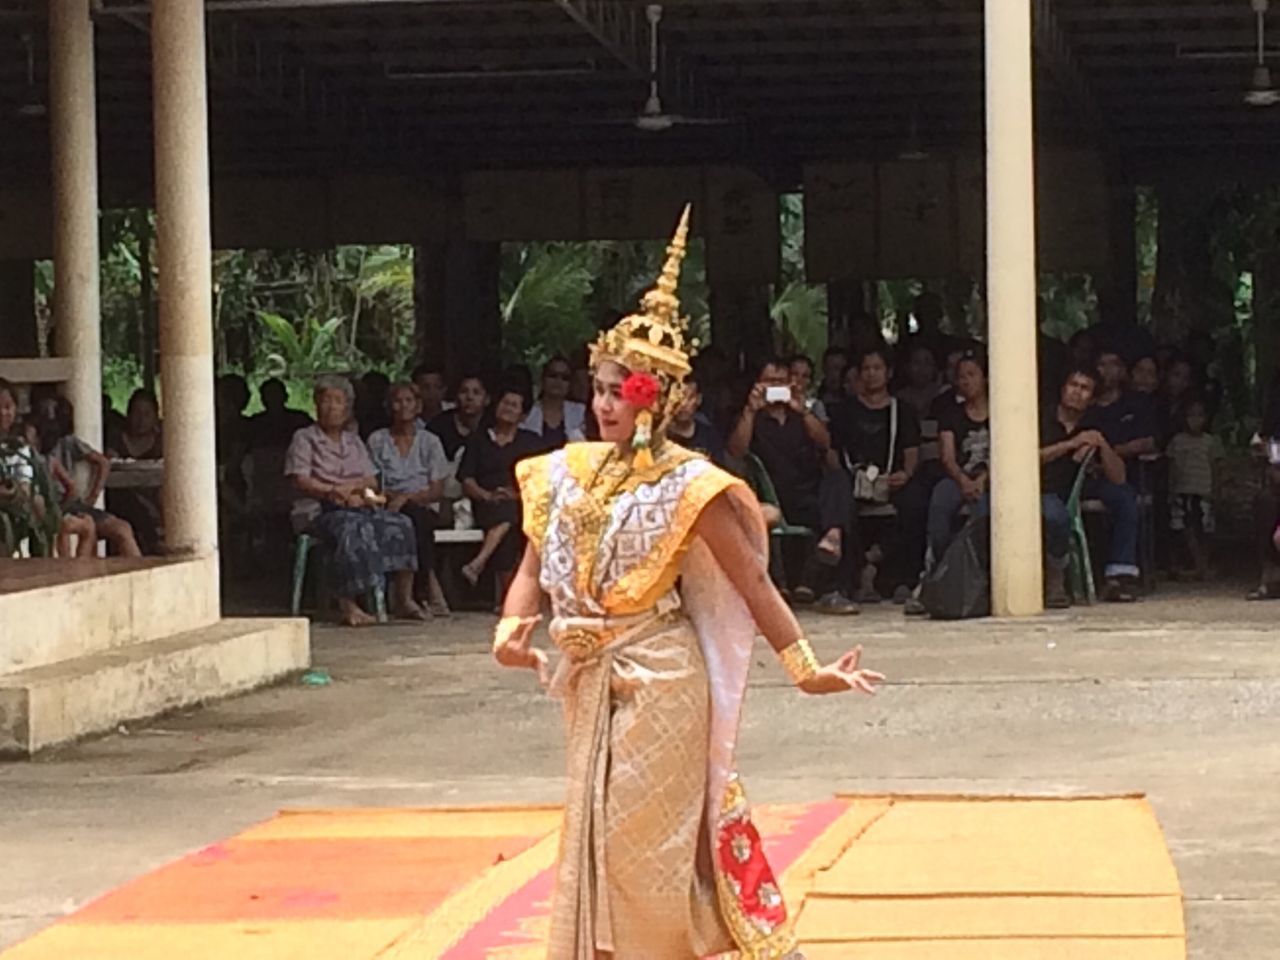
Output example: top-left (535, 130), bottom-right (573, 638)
top-left (778, 638), bottom-right (820, 686)
top-left (492, 615), bottom-right (540, 653)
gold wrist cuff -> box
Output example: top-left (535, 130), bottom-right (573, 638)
top-left (778, 638), bottom-right (820, 686)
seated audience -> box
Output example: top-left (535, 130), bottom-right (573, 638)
top-left (248, 377), bottom-right (312, 450)
top-left (1166, 398), bottom-right (1223, 581)
top-left (817, 345), bottom-right (850, 414)
top-left (1041, 367), bottom-right (1138, 604)
top-left (285, 374), bottom-right (424, 626)
top-left (1084, 348), bottom-right (1158, 472)
top-left (367, 383), bottom-right (452, 615)
top-left (727, 358), bottom-right (858, 615)
top-left (922, 351), bottom-right (990, 574)
top-left (215, 373), bottom-right (252, 507)
top-left (0, 381), bottom-right (68, 557)
top-left (106, 389), bottom-right (164, 554)
top-left (457, 384), bottom-right (543, 597)
top-left (1131, 354), bottom-right (1160, 397)
top-left (45, 397), bottom-right (142, 558)
top-left (832, 346), bottom-right (928, 603)
top-left (789, 354), bottom-right (827, 422)
top-left (102, 393), bottom-right (127, 454)
top-left (355, 370), bottom-right (391, 438)
top-left (668, 373), bottom-right (725, 465)
top-left (411, 364), bottom-right (451, 425)
top-left (896, 340), bottom-right (945, 421)
top-left (522, 355), bottom-right (586, 446)
top-left (428, 374), bottom-right (488, 463)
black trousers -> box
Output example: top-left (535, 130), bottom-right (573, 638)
top-left (398, 502), bottom-right (440, 596)
top-left (778, 466), bottom-right (859, 595)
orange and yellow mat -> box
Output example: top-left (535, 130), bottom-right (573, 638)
top-left (1, 794), bottom-right (1186, 959)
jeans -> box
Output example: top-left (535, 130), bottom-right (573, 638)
top-left (928, 479), bottom-right (1071, 567)
top-left (1085, 479), bottom-right (1140, 578)
top-left (926, 478), bottom-right (981, 567)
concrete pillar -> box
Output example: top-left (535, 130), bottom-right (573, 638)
top-left (985, 0), bottom-right (1043, 616)
top-left (0, 261), bottom-right (38, 357)
top-left (48, 0), bottom-right (102, 446)
top-left (153, 0), bottom-right (218, 559)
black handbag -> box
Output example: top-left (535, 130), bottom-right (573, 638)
top-left (919, 516), bottom-right (991, 620)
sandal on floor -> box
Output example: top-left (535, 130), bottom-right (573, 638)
top-left (1246, 585), bottom-right (1280, 601)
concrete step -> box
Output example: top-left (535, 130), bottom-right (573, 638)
top-left (0, 556), bottom-right (220, 674)
top-left (0, 617), bottom-right (310, 757)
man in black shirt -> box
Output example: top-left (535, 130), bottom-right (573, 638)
top-left (428, 374), bottom-right (488, 462)
top-left (668, 374), bottom-right (726, 466)
top-left (1083, 349), bottom-right (1158, 473)
top-left (1041, 366), bottom-right (1139, 604)
top-left (727, 358), bottom-right (858, 614)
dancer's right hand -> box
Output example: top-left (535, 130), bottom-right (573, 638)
top-left (493, 616), bottom-right (550, 687)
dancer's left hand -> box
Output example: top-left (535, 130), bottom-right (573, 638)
top-left (799, 645), bottom-right (885, 696)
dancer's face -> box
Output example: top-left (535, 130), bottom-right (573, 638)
top-left (592, 361), bottom-right (639, 445)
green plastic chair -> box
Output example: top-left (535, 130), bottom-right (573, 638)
top-left (291, 532), bottom-right (388, 622)
top-left (741, 452), bottom-right (814, 540)
top-left (1065, 454), bottom-right (1097, 605)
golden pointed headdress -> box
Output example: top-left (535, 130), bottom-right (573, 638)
top-left (589, 204), bottom-right (697, 382)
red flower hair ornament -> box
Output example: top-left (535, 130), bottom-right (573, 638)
top-left (620, 372), bottom-right (661, 410)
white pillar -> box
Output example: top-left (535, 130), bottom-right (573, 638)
top-left (985, 0), bottom-right (1043, 616)
top-left (49, 0), bottom-right (102, 448)
top-left (153, 0), bottom-right (218, 560)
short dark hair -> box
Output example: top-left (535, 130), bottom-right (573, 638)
top-left (1062, 365), bottom-right (1099, 389)
top-left (788, 354), bottom-right (815, 373)
top-left (955, 349), bottom-right (988, 377)
top-left (758, 357), bottom-right (790, 378)
top-left (411, 363), bottom-right (444, 381)
top-left (858, 345), bottom-right (894, 370)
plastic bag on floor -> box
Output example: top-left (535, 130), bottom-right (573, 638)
top-left (920, 516), bottom-right (991, 620)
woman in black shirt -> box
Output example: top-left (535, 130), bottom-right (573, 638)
top-left (924, 352), bottom-right (991, 568)
top-left (458, 387), bottom-right (544, 596)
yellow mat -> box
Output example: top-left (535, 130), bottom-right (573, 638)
top-left (2, 795), bottom-right (1186, 960)
top-left (795, 794), bottom-right (1186, 959)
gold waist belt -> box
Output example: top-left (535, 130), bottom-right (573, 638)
top-left (549, 595), bottom-right (683, 663)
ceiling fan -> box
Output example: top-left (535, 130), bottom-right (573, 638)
top-left (1246, 0), bottom-right (1280, 107)
top-left (620, 4), bottom-right (734, 133)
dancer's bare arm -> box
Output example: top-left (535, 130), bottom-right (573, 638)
top-left (693, 493), bottom-right (883, 696)
top-left (493, 543), bottom-right (548, 684)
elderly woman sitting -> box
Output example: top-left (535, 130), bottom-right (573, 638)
top-left (285, 374), bottom-right (425, 626)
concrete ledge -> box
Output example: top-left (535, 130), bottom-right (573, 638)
top-left (0, 555), bottom-right (221, 673)
top-left (0, 617), bottom-right (310, 757)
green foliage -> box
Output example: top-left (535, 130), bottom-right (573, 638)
top-left (500, 243), bottom-right (599, 369)
top-left (257, 310), bottom-right (346, 378)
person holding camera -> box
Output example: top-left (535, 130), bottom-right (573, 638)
top-left (727, 358), bottom-right (859, 614)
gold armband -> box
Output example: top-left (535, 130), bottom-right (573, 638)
top-left (493, 615), bottom-right (540, 653)
top-left (778, 638), bottom-right (820, 686)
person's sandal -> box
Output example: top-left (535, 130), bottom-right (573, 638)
top-left (1246, 584), bottom-right (1279, 601)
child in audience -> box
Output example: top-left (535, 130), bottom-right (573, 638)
top-left (1167, 399), bottom-right (1224, 580)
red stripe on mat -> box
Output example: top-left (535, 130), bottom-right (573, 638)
top-left (440, 799), bottom-right (850, 958)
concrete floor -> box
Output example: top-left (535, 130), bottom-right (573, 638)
top-left (2, 585), bottom-right (1278, 957)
